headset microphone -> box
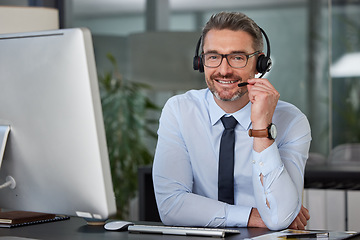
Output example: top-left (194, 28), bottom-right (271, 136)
top-left (193, 26), bottom-right (272, 83)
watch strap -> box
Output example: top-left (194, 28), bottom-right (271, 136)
top-left (248, 128), bottom-right (268, 138)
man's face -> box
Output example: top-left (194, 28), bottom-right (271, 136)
top-left (203, 29), bottom-right (258, 102)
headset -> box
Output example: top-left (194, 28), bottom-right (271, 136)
top-left (192, 27), bottom-right (272, 79)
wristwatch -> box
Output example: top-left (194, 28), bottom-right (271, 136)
top-left (248, 123), bottom-right (277, 140)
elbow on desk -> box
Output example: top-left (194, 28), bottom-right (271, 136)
top-left (255, 196), bottom-right (300, 230)
top-left (157, 207), bottom-right (185, 227)
top-left (154, 195), bottom-right (182, 226)
top-left (264, 219), bottom-right (292, 231)
top-left (159, 213), bottom-right (177, 226)
top-left (262, 205), bottom-right (300, 231)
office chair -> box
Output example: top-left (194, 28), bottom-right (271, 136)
top-left (306, 152), bottom-right (326, 165)
top-left (329, 143), bottom-right (360, 164)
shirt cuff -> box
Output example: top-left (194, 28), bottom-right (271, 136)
top-left (225, 204), bottom-right (252, 227)
top-left (252, 142), bottom-right (282, 176)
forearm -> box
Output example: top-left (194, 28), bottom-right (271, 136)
top-left (153, 174), bottom-right (226, 227)
top-left (251, 143), bottom-right (303, 230)
top-left (153, 155), bottom-right (253, 227)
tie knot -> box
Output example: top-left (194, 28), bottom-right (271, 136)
top-left (221, 116), bottom-right (237, 130)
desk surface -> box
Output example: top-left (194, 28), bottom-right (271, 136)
top-left (0, 217), bottom-right (357, 240)
top-left (0, 217), bottom-right (272, 240)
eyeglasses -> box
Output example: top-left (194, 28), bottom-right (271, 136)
top-left (201, 51), bottom-right (261, 69)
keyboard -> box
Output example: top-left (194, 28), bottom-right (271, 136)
top-left (128, 224), bottom-right (241, 238)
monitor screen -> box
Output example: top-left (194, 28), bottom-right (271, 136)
top-left (0, 28), bottom-right (116, 221)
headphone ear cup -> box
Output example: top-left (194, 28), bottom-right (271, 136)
top-left (193, 56), bottom-right (200, 71)
top-left (193, 36), bottom-right (204, 73)
top-left (193, 56), bottom-right (204, 73)
top-left (199, 57), bottom-right (204, 73)
top-left (256, 55), bottom-right (271, 74)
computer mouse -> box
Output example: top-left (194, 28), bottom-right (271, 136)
top-left (104, 221), bottom-right (134, 231)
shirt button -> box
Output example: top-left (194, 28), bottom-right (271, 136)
top-left (259, 162), bottom-right (264, 167)
top-left (252, 160), bottom-right (256, 164)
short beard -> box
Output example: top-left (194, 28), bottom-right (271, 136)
top-left (212, 88), bottom-right (247, 102)
top-left (207, 73), bottom-right (247, 102)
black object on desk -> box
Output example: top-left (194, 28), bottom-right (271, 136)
top-left (305, 164), bottom-right (360, 190)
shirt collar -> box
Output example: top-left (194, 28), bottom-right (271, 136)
top-left (207, 90), bottom-right (252, 130)
top-left (234, 101), bottom-right (252, 130)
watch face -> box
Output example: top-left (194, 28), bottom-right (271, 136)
top-left (270, 124), bottom-right (277, 139)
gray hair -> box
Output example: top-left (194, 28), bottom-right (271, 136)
top-left (201, 12), bottom-right (263, 52)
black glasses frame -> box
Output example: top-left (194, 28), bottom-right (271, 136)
top-left (201, 51), bottom-right (261, 69)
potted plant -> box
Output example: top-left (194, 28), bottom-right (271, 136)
top-left (98, 54), bottom-right (159, 219)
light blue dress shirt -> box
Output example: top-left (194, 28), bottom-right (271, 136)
top-left (152, 88), bottom-right (311, 230)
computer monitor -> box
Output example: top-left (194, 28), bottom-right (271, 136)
top-left (0, 28), bottom-right (116, 221)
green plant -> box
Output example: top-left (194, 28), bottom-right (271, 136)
top-left (98, 53), bottom-right (159, 219)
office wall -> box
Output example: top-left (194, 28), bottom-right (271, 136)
top-left (128, 31), bottom-right (205, 91)
top-left (0, 6), bottom-right (59, 34)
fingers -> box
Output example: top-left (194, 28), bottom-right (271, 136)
top-left (247, 79), bottom-right (272, 96)
top-left (247, 78), bottom-right (280, 103)
top-left (301, 206), bottom-right (310, 221)
top-left (247, 78), bottom-right (280, 127)
top-left (298, 206), bottom-right (310, 226)
top-left (289, 206), bottom-right (310, 230)
top-left (296, 218), bottom-right (306, 230)
top-left (288, 218), bottom-right (305, 230)
top-left (247, 78), bottom-right (275, 91)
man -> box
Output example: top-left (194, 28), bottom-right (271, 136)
top-left (152, 12), bottom-right (311, 230)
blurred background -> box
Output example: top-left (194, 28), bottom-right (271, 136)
top-left (1, 0), bottom-right (360, 232)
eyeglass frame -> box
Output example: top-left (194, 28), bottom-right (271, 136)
top-left (201, 51), bottom-right (262, 69)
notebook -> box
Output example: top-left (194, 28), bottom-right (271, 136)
top-left (0, 211), bottom-right (70, 228)
top-left (128, 224), bottom-right (241, 238)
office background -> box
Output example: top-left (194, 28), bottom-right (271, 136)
top-left (1, 0), bottom-right (360, 232)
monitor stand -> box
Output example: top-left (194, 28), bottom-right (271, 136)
top-left (0, 125), bottom-right (10, 169)
top-left (0, 125), bottom-right (15, 190)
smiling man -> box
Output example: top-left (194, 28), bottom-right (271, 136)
top-left (152, 12), bottom-right (311, 230)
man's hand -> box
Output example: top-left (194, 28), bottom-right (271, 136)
top-left (247, 208), bottom-right (267, 228)
top-left (288, 205), bottom-right (310, 230)
top-left (248, 205), bottom-right (310, 229)
top-left (247, 78), bottom-right (280, 130)
top-left (247, 78), bottom-right (280, 153)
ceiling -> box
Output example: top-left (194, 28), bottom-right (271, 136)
top-left (72, 0), bottom-right (306, 18)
